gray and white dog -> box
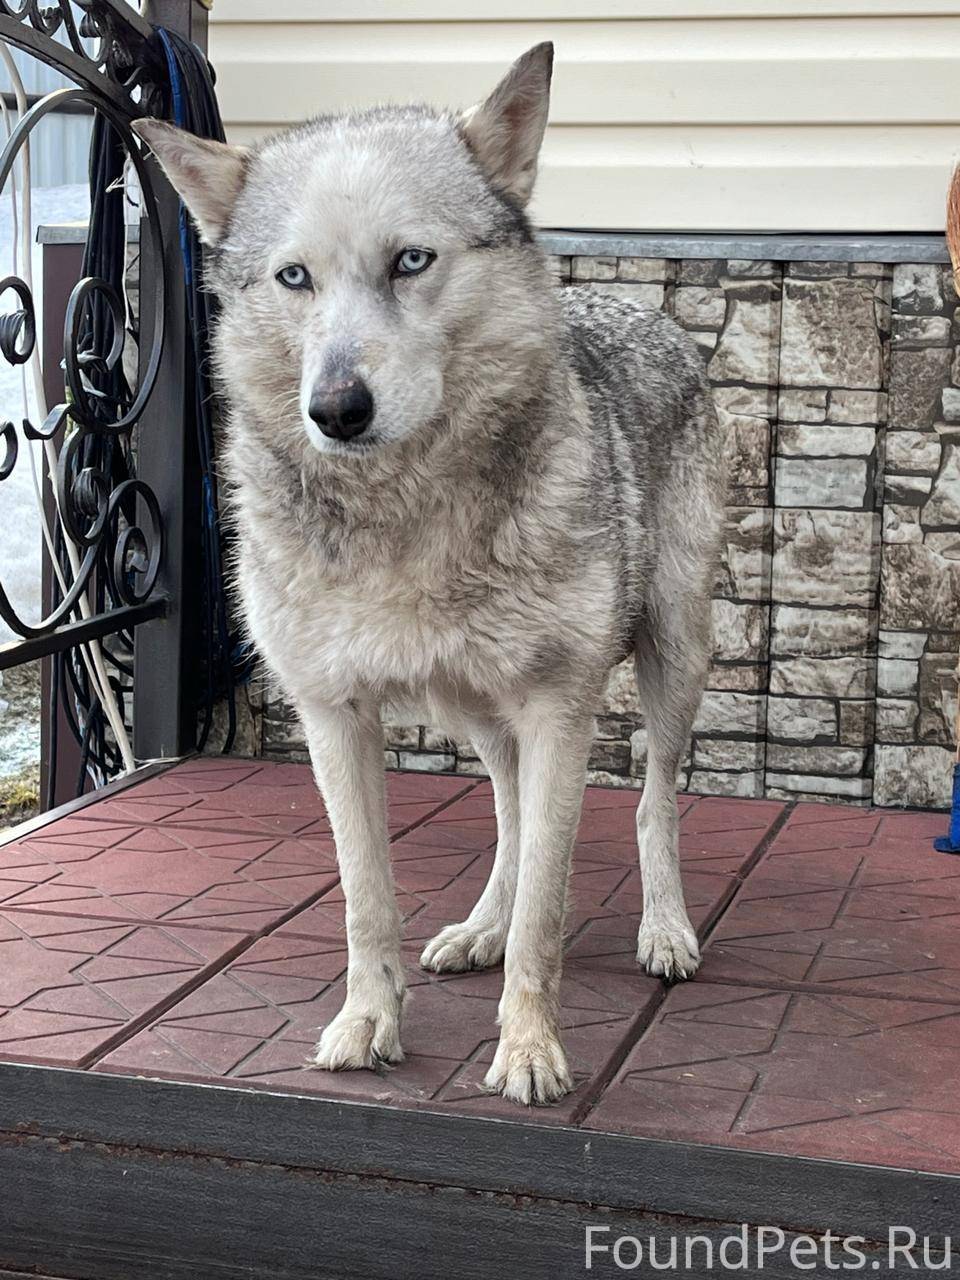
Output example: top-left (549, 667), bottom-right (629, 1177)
top-left (134, 42), bottom-right (726, 1106)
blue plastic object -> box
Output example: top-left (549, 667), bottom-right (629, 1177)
top-left (934, 762), bottom-right (960, 854)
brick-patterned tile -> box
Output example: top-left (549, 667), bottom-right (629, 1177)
top-left (7, 759), bottom-right (960, 1176)
top-left (0, 909), bottom-right (242, 1066)
top-left (700, 805), bottom-right (960, 1000)
top-left (97, 934), bottom-right (662, 1124)
top-left (0, 824), bottom-right (339, 935)
top-left (583, 980), bottom-right (960, 1173)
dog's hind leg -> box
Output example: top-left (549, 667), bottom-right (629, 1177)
top-left (633, 591), bottom-right (711, 981)
top-left (420, 720), bottom-right (519, 973)
top-left (302, 695), bottom-right (405, 1071)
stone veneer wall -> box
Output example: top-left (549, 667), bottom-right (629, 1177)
top-left (257, 247), bottom-right (960, 809)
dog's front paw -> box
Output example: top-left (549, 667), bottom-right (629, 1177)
top-left (637, 915), bottom-right (701, 981)
top-left (308, 1000), bottom-right (403, 1072)
top-left (483, 1028), bottom-right (572, 1105)
top-left (420, 921), bottom-right (506, 973)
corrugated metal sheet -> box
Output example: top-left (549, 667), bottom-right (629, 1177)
top-left (208, 3), bottom-right (960, 231)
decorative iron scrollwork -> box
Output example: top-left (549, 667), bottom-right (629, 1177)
top-left (0, 2), bottom-right (163, 111)
top-left (0, 27), bottom-right (167, 642)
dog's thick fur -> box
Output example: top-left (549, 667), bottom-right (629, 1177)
top-left (134, 43), bottom-right (726, 1105)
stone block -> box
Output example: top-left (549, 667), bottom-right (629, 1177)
top-left (721, 415), bottom-right (769, 490)
top-left (892, 264), bottom-right (944, 315)
top-left (774, 458), bottom-right (868, 509)
top-left (694, 691), bottom-right (766, 736)
top-left (545, 255), bottom-right (571, 283)
top-left (770, 605), bottom-right (875, 658)
top-left (680, 259), bottom-right (723, 285)
top-left (589, 740), bottom-right (631, 773)
top-left (889, 348), bottom-right (953, 429)
top-left (397, 751), bottom-right (456, 773)
top-left (383, 723), bottom-right (420, 749)
top-left (924, 443), bottom-right (960, 529)
top-left (875, 698), bottom-right (918, 742)
top-left (629, 727), bottom-right (647, 773)
top-left (767, 695), bottom-right (837, 742)
top-left (764, 772), bottom-right (872, 798)
top-left (712, 599), bottom-right (768, 662)
top-left (777, 425), bottom-right (875, 458)
top-left (827, 390), bottom-right (886, 425)
top-left (884, 431), bottom-right (941, 474)
top-left (878, 630), bottom-right (926, 659)
top-left (884, 475), bottom-right (933, 505)
top-left (707, 664), bottom-right (767, 691)
top-left (772, 510), bottom-right (878, 608)
top-left (778, 389), bottom-right (828, 423)
top-left (877, 657), bottom-right (919, 697)
top-left (838, 700), bottom-right (875, 746)
top-left (942, 386), bottom-right (960, 422)
top-left (925, 532), bottom-right (960, 559)
top-left (688, 769), bottom-right (764, 797)
top-left (675, 286), bottom-right (726, 329)
top-left (616, 257), bottom-right (668, 282)
top-left (893, 315), bottom-right (952, 346)
top-left (873, 744), bottom-right (953, 807)
top-left (691, 332), bottom-right (719, 358)
top-left (571, 255), bottom-right (617, 281)
top-left (881, 505), bottom-right (922, 544)
top-left (880, 543), bottom-right (960, 631)
top-left (726, 260), bottom-right (776, 278)
top-left (604, 660), bottom-right (640, 715)
top-left (718, 508), bottom-right (772, 602)
top-left (713, 385), bottom-right (776, 418)
top-left (421, 727), bottom-right (457, 752)
top-left (596, 713), bottom-right (640, 740)
top-left (765, 744), bottom-right (866, 775)
top-left (693, 738), bottom-right (765, 771)
top-left (918, 651), bottom-right (958, 745)
top-left (787, 261), bottom-right (846, 278)
top-left (770, 657), bottom-right (875, 699)
top-left (780, 278), bottom-right (883, 389)
top-left (587, 769), bottom-right (640, 789)
top-left (708, 282), bottom-right (780, 385)
top-left (457, 759), bottom-right (491, 778)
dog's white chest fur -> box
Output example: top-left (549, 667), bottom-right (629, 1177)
top-left (240, 532), bottom-right (591, 714)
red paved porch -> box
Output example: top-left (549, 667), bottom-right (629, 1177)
top-left (0, 758), bottom-right (955, 1175)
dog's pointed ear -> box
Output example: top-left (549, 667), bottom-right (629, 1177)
top-left (132, 119), bottom-right (248, 245)
top-left (459, 42), bottom-right (553, 207)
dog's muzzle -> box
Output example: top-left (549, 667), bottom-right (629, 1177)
top-left (308, 377), bottom-right (375, 442)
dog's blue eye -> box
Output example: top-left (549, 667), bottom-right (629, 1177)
top-left (277, 264), bottom-right (311, 290)
top-left (394, 248), bottom-right (435, 276)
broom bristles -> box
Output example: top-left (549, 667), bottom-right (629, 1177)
top-left (944, 167), bottom-right (960, 761)
top-left (948, 163), bottom-right (960, 287)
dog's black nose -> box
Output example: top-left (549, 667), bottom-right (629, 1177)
top-left (308, 379), bottom-right (375, 441)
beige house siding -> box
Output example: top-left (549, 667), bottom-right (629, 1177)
top-left (208, 3), bottom-right (960, 231)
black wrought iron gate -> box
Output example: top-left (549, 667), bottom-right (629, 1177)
top-left (0, 0), bottom-right (209, 808)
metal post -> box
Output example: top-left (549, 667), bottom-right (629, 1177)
top-left (39, 238), bottom-right (84, 807)
top-left (132, 0), bottom-right (209, 762)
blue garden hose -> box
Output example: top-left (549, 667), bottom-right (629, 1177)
top-left (934, 761), bottom-right (960, 853)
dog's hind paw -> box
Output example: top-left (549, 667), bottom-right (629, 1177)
top-left (483, 1031), bottom-right (573, 1106)
top-left (420, 921), bottom-right (506, 973)
top-left (636, 917), bottom-right (701, 981)
top-left (308, 1003), bottom-right (403, 1072)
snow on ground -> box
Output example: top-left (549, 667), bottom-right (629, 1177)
top-left (0, 183), bottom-right (90, 776)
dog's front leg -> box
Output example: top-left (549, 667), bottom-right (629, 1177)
top-left (302, 696), bottom-right (404, 1071)
top-left (484, 698), bottom-right (594, 1105)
